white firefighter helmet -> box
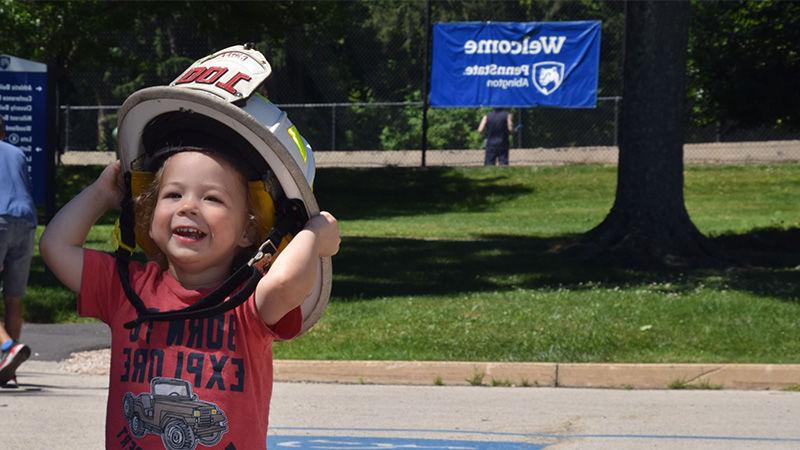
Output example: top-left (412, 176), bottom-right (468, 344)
top-left (115, 44), bottom-right (331, 335)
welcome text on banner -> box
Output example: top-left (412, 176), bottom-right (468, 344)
top-left (430, 21), bottom-right (601, 108)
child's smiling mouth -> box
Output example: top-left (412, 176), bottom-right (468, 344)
top-left (173, 227), bottom-right (207, 241)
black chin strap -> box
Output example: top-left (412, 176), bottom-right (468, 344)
top-left (116, 193), bottom-right (308, 330)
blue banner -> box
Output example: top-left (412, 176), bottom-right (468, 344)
top-left (430, 21), bottom-right (601, 108)
top-left (0, 55), bottom-right (48, 205)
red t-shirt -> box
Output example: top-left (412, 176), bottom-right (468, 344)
top-left (79, 249), bottom-right (301, 450)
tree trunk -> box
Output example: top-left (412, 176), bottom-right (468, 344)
top-left (578, 0), bottom-right (719, 268)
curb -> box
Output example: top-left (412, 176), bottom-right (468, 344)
top-left (274, 360), bottom-right (800, 390)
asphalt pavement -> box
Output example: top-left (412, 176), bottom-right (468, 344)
top-left (21, 322), bottom-right (111, 361)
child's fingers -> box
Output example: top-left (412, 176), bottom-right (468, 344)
top-left (99, 161), bottom-right (120, 183)
top-left (318, 211), bottom-right (337, 224)
top-left (113, 161), bottom-right (125, 192)
top-left (96, 161), bottom-right (125, 209)
top-left (313, 211), bottom-right (340, 256)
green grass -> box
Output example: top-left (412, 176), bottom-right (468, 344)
top-left (668, 378), bottom-right (724, 390)
top-left (16, 164), bottom-right (800, 363)
top-left (466, 370), bottom-right (486, 386)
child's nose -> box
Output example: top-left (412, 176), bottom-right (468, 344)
top-left (177, 198), bottom-right (199, 215)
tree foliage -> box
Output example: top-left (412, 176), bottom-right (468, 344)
top-left (0, 0), bottom-right (796, 150)
top-left (688, 0), bottom-right (800, 133)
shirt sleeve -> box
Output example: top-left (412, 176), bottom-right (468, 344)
top-left (268, 305), bottom-right (302, 340)
top-left (77, 249), bottom-right (127, 324)
top-left (243, 293), bottom-right (302, 342)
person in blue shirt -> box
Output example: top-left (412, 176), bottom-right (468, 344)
top-left (478, 108), bottom-right (514, 166)
top-left (0, 115), bottom-right (35, 386)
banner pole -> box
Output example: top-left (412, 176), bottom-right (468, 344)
top-left (420, 0), bottom-right (431, 167)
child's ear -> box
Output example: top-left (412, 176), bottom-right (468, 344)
top-left (238, 220), bottom-right (256, 248)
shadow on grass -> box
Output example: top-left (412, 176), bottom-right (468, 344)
top-left (332, 227), bottom-right (800, 302)
top-left (19, 227), bottom-right (799, 323)
top-left (315, 167), bottom-right (533, 220)
top-left (709, 227), bottom-right (800, 300)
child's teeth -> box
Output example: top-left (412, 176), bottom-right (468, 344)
top-left (176, 227), bottom-right (204, 238)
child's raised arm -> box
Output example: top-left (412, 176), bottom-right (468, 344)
top-left (39, 161), bottom-right (125, 293)
top-left (255, 211), bottom-right (340, 326)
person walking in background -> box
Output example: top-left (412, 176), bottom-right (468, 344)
top-left (478, 107), bottom-right (514, 166)
top-left (0, 116), bottom-right (35, 386)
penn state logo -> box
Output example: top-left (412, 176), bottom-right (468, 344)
top-left (0, 56), bottom-right (10, 70)
top-left (531, 61), bottom-right (564, 96)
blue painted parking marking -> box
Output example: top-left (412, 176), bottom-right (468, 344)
top-left (268, 436), bottom-right (546, 449)
top-left (270, 427), bottom-right (800, 448)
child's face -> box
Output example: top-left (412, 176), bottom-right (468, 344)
top-left (148, 151), bottom-right (253, 277)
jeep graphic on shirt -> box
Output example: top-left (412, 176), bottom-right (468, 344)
top-left (122, 377), bottom-right (228, 450)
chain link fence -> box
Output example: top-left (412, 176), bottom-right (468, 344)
top-left (55, 1), bottom-right (800, 166)
top-left (59, 97), bottom-right (800, 167)
top-left (61, 99), bottom-right (623, 152)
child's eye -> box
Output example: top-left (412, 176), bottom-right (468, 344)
top-left (162, 192), bottom-right (181, 199)
top-left (206, 195), bottom-right (222, 203)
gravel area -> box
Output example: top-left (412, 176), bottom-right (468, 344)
top-left (59, 349), bottom-right (111, 375)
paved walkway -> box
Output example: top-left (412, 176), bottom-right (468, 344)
top-left (23, 322), bottom-right (111, 361)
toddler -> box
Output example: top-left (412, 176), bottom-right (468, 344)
top-left (40, 147), bottom-right (338, 449)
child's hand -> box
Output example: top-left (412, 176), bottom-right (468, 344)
top-left (255, 211), bottom-right (340, 324)
top-left (305, 211), bottom-right (340, 257)
top-left (93, 161), bottom-right (125, 209)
